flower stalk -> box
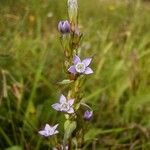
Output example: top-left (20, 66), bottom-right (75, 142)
top-left (38, 0), bottom-right (93, 149)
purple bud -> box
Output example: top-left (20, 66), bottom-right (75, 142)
top-left (83, 110), bottom-right (93, 121)
top-left (58, 20), bottom-right (71, 34)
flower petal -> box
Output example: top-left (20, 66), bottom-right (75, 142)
top-left (45, 124), bottom-right (51, 131)
top-left (73, 55), bottom-right (81, 64)
top-left (67, 108), bottom-right (74, 114)
top-left (38, 130), bottom-right (49, 137)
top-left (52, 124), bottom-right (59, 131)
top-left (84, 67), bottom-right (93, 74)
top-left (82, 58), bottom-right (92, 67)
top-left (68, 99), bottom-right (74, 106)
top-left (68, 66), bottom-right (77, 74)
top-left (60, 94), bottom-right (66, 103)
top-left (54, 130), bottom-right (59, 135)
top-left (51, 103), bottom-right (60, 111)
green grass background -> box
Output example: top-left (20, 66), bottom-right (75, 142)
top-left (0, 0), bottom-right (150, 149)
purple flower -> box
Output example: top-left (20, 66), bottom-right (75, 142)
top-left (58, 20), bottom-right (71, 34)
top-left (38, 124), bottom-right (59, 137)
top-left (52, 94), bottom-right (74, 114)
top-left (83, 110), bottom-right (93, 121)
top-left (68, 55), bottom-right (93, 74)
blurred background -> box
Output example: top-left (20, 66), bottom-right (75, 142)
top-left (0, 0), bottom-right (150, 149)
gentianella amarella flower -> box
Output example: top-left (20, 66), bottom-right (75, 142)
top-left (68, 55), bottom-right (93, 74)
top-left (52, 94), bottom-right (74, 114)
top-left (38, 124), bottom-right (59, 137)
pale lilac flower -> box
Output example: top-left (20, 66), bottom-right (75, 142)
top-left (38, 124), bottom-right (59, 137)
top-left (83, 110), bottom-right (93, 121)
top-left (58, 20), bottom-right (71, 34)
top-left (52, 94), bottom-right (74, 114)
top-left (68, 55), bottom-right (93, 74)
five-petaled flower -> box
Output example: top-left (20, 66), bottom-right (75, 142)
top-left (52, 94), bottom-right (74, 114)
top-left (58, 20), bottom-right (71, 34)
top-left (83, 110), bottom-right (93, 121)
top-left (68, 55), bottom-right (93, 74)
top-left (38, 124), bottom-right (59, 137)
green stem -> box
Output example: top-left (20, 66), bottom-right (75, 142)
top-left (68, 137), bottom-right (72, 150)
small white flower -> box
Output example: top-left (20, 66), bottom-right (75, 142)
top-left (38, 124), bottom-right (59, 137)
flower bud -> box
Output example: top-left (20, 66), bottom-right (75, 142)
top-left (58, 20), bottom-right (71, 34)
top-left (83, 110), bottom-right (93, 121)
top-left (72, 27), bottom-right (82, 45)
top-left (68, 0), bottom-right (78, 25)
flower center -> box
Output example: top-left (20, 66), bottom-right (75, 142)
top-left (61, 102), bottom-right (70, 111)
top-left (75, 62), bottom-right (86, 73)
top-left (48, 129), bottom-right (54, 135)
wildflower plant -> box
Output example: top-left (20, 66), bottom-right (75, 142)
top-left (39, 0), bottom-right (93, 149)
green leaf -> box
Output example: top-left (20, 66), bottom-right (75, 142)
top-left (80, 102), bottom-right (92, 110)
top-left (123, 92), bottom-right (150, 123)
top-left (58, 79), bottom-right (74, 85)
top-left (84, 128), bottom-right (125, 142)
top-left (0, 127), bottom-right (13, 146)
top-left (84, 128), bottom-right (102, 142)
top-left (5, 145), bottom-right (22, 150)
top-left (64, 120), bottom-right (76, 141)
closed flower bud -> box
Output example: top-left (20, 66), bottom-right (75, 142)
top-left (68, 0), bottom-right (78, 25)
top-left (58, 20), bottom-right (71, 34)
top-left (83, 110), bottom-right (93, 121)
